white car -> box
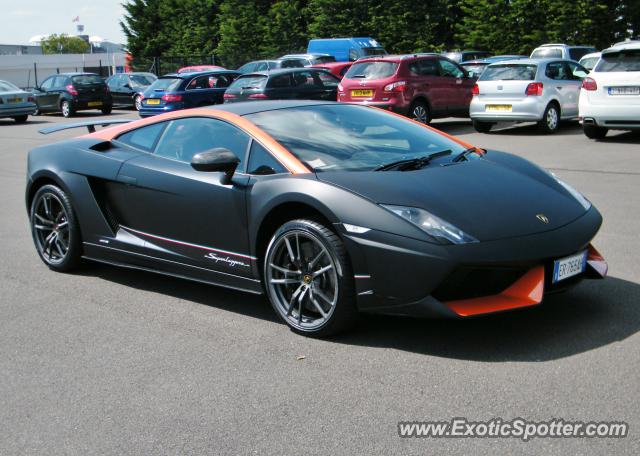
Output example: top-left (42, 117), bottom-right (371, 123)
top-left (530, 44), bottom-right (597, 62)
top-left (579, 41), bottom-right (640, 139)
top-left (579, 52), bottom-right (601, 71)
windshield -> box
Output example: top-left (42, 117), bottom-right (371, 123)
top-left (362, 47), bottom-right (387, 56)
top-left (0, 80), bottom-right (21, 92)
top-left (481, 64), bottom-right (537, 81)
top-left (531, 48), bottom-right (563, 59)
top-left (245, 104), bottom-right (465, 172)
top-left (130, 74), bottom-right (155, 87)
top-left (228, 75), bottom-right (267, 90)
top-left (148, 77), bottom-right (183, 92)
top-left (71, 75), bottom-right (104, 85)
top-left (345, 61), bottom-right (397, 80)
top-left (315, 56), bottom-right (336, 64)
top-left (595, 49), bottom-right (640, 72)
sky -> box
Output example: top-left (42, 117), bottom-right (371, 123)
top-left (1, 0), bottom-right (127, 45)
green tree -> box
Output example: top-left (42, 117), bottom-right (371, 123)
top-left (216, 0), bottom-right (271, 67)
top-left (40, 34), bottom-right (90, 54)
top-left (262, 1), bottom-right (310, 56)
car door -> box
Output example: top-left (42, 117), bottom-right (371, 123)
top-left (407, 58), bottom-right (446, 114)
top-left (265, 73), bottom-right (294, 99)
top-left (545, 61), bottom-right (574, 117)
top-left (34, 76), bottom-right (59, 111)
top-left (111, 116), bottom-right (254, 276)
top-left (184, 74), bottom-right (227, 107)
top-left (315, 71), bottom-right (341, 100)
top-left (291, 70), bottom-right (326, 100)
top-left (564, 61), bottom-right (589, 117)
top-left (437, 58), bottom-right (474, 115)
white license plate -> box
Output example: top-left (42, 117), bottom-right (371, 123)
top-left (608, 87), bottom-right (640, 96)
top-left (553, 251), bottom-right (587, 283)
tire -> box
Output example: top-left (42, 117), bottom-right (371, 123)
top-left (13, 115), bottom-right (28, 123)
top-left (61, 100), bottom-right (74, 118)
top-left (29, 184), bottom-right (82, 272)
top-left (32, 108), bottom-right (41, 116)
top-left (264, 219), bottom-right (357, 337)
top-left (538, 102), bottom-right (560, 134)
top-left (472, 120), bottom-right (493, 133)
top-left (101, 105), bottom-right (112, 115)
top-left (409, 101), bottom-right (431, 124)
top-left (583, 124), bottom-right (608, 140)
top-left (134, 95), bottom-right (142, 111)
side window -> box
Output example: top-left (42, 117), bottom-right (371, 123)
top-left (545, 62), bottom-right (567, 80)
top-left (348, 49), bottom-right (358, 61)
top-left (255, 62), bottom-right (268, 71)
top-left (293, 71), bottom-right (321, 88)
top-left (207, 75), bottom-right (231, 88)
top-left (187, 75), bottom-right (212, 89)
top-left (269, 74), bottom-right (292, 88)
top-left (281, 59), bottom-right (304, 69)
top-left (317, 71), bottom-right (340, 88)
top-left (117, 122), bottom-right (166, 152)
top-left (154, 117), bottom-right (250, 166)
top-left (566, 61), bottom-right (588, 80)
top-left (239, 62), bottom-right (255, 73)
top-left (40, 77), bottom-right (54, 90)
top-left (53, 76), bottom-right (68, 89)
top-left (439, 59), bottom-right (465, 78)
top-left (247, 141), bottom-right (287, 175)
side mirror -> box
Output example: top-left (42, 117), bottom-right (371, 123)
top-left (191, 148), bottom-right (240, 183)
top-left (123, 83), bottom-right (131, 89)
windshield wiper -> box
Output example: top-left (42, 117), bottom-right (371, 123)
top-left (452, 147), bottom-right (482, 162)
top-left (351, 74), bottom-right (367, 78)
top-left (374, 150), bottom-right (451, 171)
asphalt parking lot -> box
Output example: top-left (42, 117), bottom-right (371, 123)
top-left (1, 109), bottom-right (639, 455)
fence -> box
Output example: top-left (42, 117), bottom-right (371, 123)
top-left (128, 55), bottom-right (221, 75)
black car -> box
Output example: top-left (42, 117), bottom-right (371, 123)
top-left (237, 60), bottom-right (282, 74)
top-left (27, 101), bottom-right (607, 337)
top-left (223, 69), bottom-right (340, 103)
top-left (32, 73), bottom-right (112, 118)
top-left (106, 72), bottom-right (157, 110)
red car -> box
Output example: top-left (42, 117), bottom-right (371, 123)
top-left (338, 54), bottom-right (475, 123)
top-left (178, 65), bottom-right (226, 74)
top-left (310, 61), bottom-right (353, 79)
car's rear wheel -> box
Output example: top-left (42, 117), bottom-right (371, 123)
top-left (30, 184), bottom-right (82, 272)
top-left (538, 103), bottom-right (560, 133)
top-left (410, 101), bottom-right (431, 124)
top-left (61, 100), bottom-right (74, 118)
top-left (472, 120), bottom-right (493, 133)
top-left (101, 105), bottom-right (112, 115)
top-left (13, 115), bottom-right (28, 123)
top-left (264, 219), bottom-right (357, 337)
top-left (134, 95), bottom-right (142, 111)
top-left (583, 124), bottom-right (608, 139)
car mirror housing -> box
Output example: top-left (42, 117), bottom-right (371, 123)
top-left (191, 148), bottom-right (240, 182)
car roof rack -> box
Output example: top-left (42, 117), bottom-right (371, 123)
top-left (39, 119), bottom-right (133, 135)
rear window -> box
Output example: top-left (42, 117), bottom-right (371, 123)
top-left (580, 57), bottom-right (600, 70)
top-left (531, 48), bottom-right (563, 59)
top-left (229, 75), bottom-right (268, 90)
top-left (71, 75), bottom-right (104, 85)
top-left (463, 52), bottom-right (491, 61)
top-left (462, 63), bottom-right (487, 77)
top-left (480, 64), bottom-right (537, 81)
top-left (148, 77), bottom-right (183, 92)
top-left (130, 74), bottom-right (155, 87)
top-left (345, 61), bottom-right (398, 80)
top-left (595, 49), bottom-right (640, 72)
top-left (315, 56), bottom-right (336, 64)
top-left (569, 48), bottom-right (596, 61)
top-left (362, 47), bottom-right (387, 57)
top-left (0, 81), bottom-right (20, 92)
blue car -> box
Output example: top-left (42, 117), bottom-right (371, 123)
top-left (307, 37), bottom-right (387, 62)
top-left (139, 70), bottom-right (240, 117)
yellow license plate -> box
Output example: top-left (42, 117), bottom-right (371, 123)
top-left (88, 101), bottom-right (103, 107)
top-left (7, 98), bottom-right (23, 103)
top-left (486, 104), bottom-right (512, 112)
top-left (351, 89), bottom-right (373, 97)
top-left (146, 99), bottom-right (161, 105)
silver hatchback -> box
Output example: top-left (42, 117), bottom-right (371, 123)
top-left (469, 59), bottom-right (589, 133)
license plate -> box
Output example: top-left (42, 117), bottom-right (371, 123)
top-left (351, 89), bottom-right (373, 97)
top-left (608, 87), bottom-right (640, 96)
top-left (486, 104), bottom-right (512, 112)
top-left (146, 99), bottom-right (161, 105)
top-left (7, 97), bottom-right (23, 103)
top-left (87, 101), bottom-right (102, 107)
top-left (553, 251), bottom-right (587, 283)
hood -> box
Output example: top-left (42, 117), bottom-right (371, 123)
top-left (316, 152), bottom-right (588, 242)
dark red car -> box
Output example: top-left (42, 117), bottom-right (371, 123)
top-left (310, 61), bottom-right (353, 79)
top-left (338, 54), bottom-right (476, 123)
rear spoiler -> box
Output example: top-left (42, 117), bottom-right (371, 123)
top-left (39, 119), bottom-right (133, 135)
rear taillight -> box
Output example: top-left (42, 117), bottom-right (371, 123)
top-left (472, 83), bottom-right (479, 96)
top-left (582, 77), bottom-right (597, 91)
top-left (337, 83), bottom-right (344, 92)
top-left (161, 93), bottom-right (182, 102)
top-left (383, 81), bottom-right (407, 92)
top-left (525, 82), bottom-right (543, 96)
top-left (223, 93), bottom-right (236, 99)
top-left (66, 84), bottom-right (78, 96)
top-left (248, 93), bottom-right (268, 99)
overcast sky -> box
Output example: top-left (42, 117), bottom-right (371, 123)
top-left (1, 0), bottom-right (127, 45)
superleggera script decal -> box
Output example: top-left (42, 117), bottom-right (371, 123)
top-left (204, 252), bottom-right (250, 268)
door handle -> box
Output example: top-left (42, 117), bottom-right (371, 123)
top-left (117, 175), bottom-right (137, 185)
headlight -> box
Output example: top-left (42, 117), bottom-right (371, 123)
top-left (552, 174), bottom-right (591, 210)
top-left (381, 205), bottom-right (478, 245)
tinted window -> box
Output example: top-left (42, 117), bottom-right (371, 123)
top-left (531, 48), bottom-right (563, 59)
top-left (280, 59), bottom-right (305, 68)
top-left (595, 49), bottom-right (640, 72)
top-left (362, 48), bottom-right (387, 57)
top-left (569, 48), bottom-right (596, 61)
top-left (409, 59), bottom-right (439, 76)
top-left (117, 122), bottom-right (166, 152)
top-left (349, 49), bottom-right (359, 61)
top-left (439, 59), bottom-right (465, 78)
top-left (268, 74), bottom-right (291, 88)
top-left (229, 75), bottom-right (268, 90)
top-left (53, 76), bottom-right (69, 89)
top-left (463, 52), bottom-right (491, 61)
top-left (481, 64), bottom-right (537, 81)
top-left (155, 117), bottom-right (250, 165)
top-left (345, 61), bottom-right (397, 80)
top-left (462, 63), bottom-right (487, 77)
top-left (238, 62), bottom-right (256, 73)
top-left (314, 56), bottom-right (336, 64)
top-left (545, 62), bottom-right (569, 80)
top-left (187, 75), bottom-right (213, 89)
top-left (148, 77), bottom-right (183, 92)
top-left (255, 62), bottom-right (268, 71)
top-left (566, 62), bottom-right (588, 79)
top-left (292, 71), bottom-right (321, 88)
top-left (72, 74), bottom-right (104, 85)
top-left (247, 141), bottom-right (287, 175)
top-left (317, 71), bottom-right (340, 87)
top-left (246, 104), bottom-right (464, 172)
top-left (40, 77), bottom-right (55, 90)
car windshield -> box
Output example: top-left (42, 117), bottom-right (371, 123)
top-left (362, 47), bottom-right (387, 56)
top-left (315, 56), bottom-right (336, 63)
top-left (130, 74), bottom-right (155, 87)
top-left (245, 104), bottom-right (465, 172)
top-left (71, 75), bottom-right (104, 85)
top-left (0, 80), bottom-right (20, 92)
top-left (229, 75), bottom-right (267, 90)
top-left (148, 77), bottom-right (183, 92)
top-left (345, 61), bottom-right (397, 79)
top-left (531, 48), bottom-right (563, 58)
top-left (480, 64), bottom-right (537, 81)
top-left (596, 49), bottom-right (640, 72)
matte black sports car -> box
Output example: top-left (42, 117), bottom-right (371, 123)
top-left (26, 101), bottom-right (607, 336)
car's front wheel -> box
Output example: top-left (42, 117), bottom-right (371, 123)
top-left (13, 115), bottom-right (28, 123)
top-left (583, 124), bottom-right (608, 139)
top-left (264, 219), bottom-right (357, 337)
top-left (30, 184), bottom-right (82, 272)
top-left (101, 105), bottom-right (112, 115)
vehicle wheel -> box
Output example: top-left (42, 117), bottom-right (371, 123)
top-left (61, 100), bottom-right (74, 118)
top-left (583, 124), bottom-right (608, 140)
top-left (134, 95), bottom-right (142, 111)
top-left (101, 105), bottom-right (112, 115)
top-left (410, 101), bottom-right (431, 124)
top-left (472, 120), bottom-right (493, 133)
top-left (29, 184), bottom-right (82, 272)
top-left (538, 103), bottom-right (560, 133)
top-left (32, 108), bottom-right (40, 116)
top-left (13, 115), bottom-right (28, 123)
top-left (264, 219), bottom-right (357, 337)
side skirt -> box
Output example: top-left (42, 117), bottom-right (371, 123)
top-left (83, 242), bottom-right (264, 295)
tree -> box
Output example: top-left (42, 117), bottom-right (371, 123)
top-left (216, 0), bottom-right (271, 67)
top-left (262, 1), bottom-right (310, 56)
top-left (41, 34), bottom-right (90, 54)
